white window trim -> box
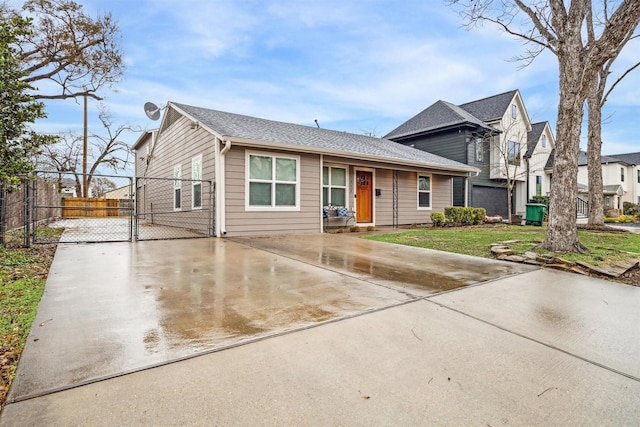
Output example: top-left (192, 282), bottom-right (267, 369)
top-left (322, 164), bottom-right (348, 207)
top-left (417, 173), bottom-right (432, 211)
top-left (192, 154), bottom-right (203, 210)
top-left (245, 150), bottom-right (301, 211)
top-left (541, 134), bottom-right (547, 148)
top-left (511, 104), bottom-right (517, 119)
top-left (173, 164), bottom-right (182, 211)
top-left (474, 138), bottom-right (484, 162)
top-left (507, 140), bottom-right (521, 165)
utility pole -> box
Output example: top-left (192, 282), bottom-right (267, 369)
top-left (83, 93), bottom-right (88, 197)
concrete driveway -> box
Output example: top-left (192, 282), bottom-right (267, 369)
top-left (6, 234), bottom-right (534, 403)
top-left (2, 233), bottom-right (640, 425)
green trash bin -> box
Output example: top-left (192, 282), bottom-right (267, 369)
top-left (525, 203), bottom-right (546, 226)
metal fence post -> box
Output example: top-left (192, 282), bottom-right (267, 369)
top-left (0, 185), bottom-right (5, 247)
top-left (24, 180), bottom-right (31, 247)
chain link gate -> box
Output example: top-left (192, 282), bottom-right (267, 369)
top-left (28, 172), bottom-right (215, 244)
top-left (32, 171), bottom-right (135, 243)
top-left (134, 177), bottom-right (214, 241)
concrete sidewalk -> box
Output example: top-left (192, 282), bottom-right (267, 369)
top-left (1, 236), bottom-right (639, 425)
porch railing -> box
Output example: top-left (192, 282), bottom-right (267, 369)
top-left (576, 196), bottom-right (588, 217)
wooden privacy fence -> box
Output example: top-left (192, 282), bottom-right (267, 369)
top-left (62, 197), bottom-right (122, 217)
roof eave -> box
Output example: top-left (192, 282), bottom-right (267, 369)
top-left (131, 129), bottom-right (157, 150)
top-left (226, 136), bottom-right (479, 175)
top-left (389, 122), bottom-right (499, 142)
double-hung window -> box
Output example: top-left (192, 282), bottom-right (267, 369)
top-left (474, 138), bottom-right (484, 162)
top-left (508, 141), bottom-right (521, 165)
top-left (173, 164), bottom-right (182, 210)
top-left (192, 155), bottom-right (202, 209)
top-left (417, 175), bottom-right (431, 209)
top-left (323, 166), bottom-right (347, 206)
top-left (247, 152), bottom-right (299, 210)
top-left (621, 167), bottom-right (625, 182)
top-left (541, 135), bottom-right (547, 148)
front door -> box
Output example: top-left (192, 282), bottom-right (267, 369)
top-left (355, 170), bottom-right (373, 223)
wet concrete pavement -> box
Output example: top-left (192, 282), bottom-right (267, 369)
top-left (2, 234), bottom-right (640, 425)
top-left (232, 233), bottom-right (534, 295)
top-left (7, 238), bottom-right (415, 401)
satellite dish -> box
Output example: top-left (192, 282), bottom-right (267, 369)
top-left (144, 102), bottom-right (162, 121)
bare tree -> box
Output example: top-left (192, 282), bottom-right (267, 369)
top-left (484, 122), bottom-right (529, 220)
top-left (450, 0), bottom-right (640, 252)
top-left (38, 131), bottom-right (83, 194)
top-left (38, 105), bottom-right (138, 196)
top-left (1, 0), bottom-right (124, 101)
top-left (90, 176), bottom-right (117, 197)
top-left (585, 5), bottom-right (640, 225)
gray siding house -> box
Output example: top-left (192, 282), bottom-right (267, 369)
top-left (132, 102), bottom-right (479, 237)
top-left (385, 90), bottom-right (555, 218)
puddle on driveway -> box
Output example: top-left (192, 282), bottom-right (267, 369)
top-left (232, 234), bottom-right (537, 294)
top-left (10, 238), bottom-right (409, 401)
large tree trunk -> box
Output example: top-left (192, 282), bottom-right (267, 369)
top-left (587, 78), bottom-right (605, 226)
top-left (541, 43), bottom-right (587, 252)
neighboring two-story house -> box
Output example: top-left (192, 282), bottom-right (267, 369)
top-left (385, 90), bottom-right (555, 218)
top-left (578, 151), bottom-right (640, 212)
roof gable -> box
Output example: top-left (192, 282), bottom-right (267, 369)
top-left (525, 121), bottom-right (552, 158)
top-left (458, 90), bottom-right (519, 122)
top-left (170, 102), bottom-right (478, 173)
top-left (385, 89), bottom-right (533, 141)
top-left (384, 100), bottom-right (495, 140)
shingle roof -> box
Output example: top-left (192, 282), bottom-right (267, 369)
top-left (609, 152), bottom-right (640, 165)
top-left (603, 184), bottom-right (623, 194)
top-left (525, 122), bottom-right (548, 158)
top-left (544, 149), bottom-right (555, 170)
top-left (171, 102), bottom-right (478, 173)
top-left (577, 151), bottom-right (631, 166)
top-left (458, 90), bottom-right (518, 122)
top-left (384, 90), bottom-right (519, 140)
top-left (383, 100), bottom-right (496, 140)
top-left (578, 182), bottom-right (623, 195)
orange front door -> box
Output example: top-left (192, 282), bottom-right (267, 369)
top-left (355, 171), bottom-right (373, 223)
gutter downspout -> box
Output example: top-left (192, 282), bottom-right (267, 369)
top-left (467, 170), bottom-right (479, 207)
top-left (219, 139), bottom-right (232, 235)
top-left (214, 137), bottom-right (221, 236)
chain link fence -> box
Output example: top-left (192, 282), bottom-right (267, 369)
top-left (135, 177), bottom-right (214, 240)
top-left (1, 172), bottom-right (215, 246)
top-left (0, 177), bottom-right (60, 247)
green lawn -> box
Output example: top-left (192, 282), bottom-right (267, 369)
top-left (364, 224), bottom-right (640, 266)
top-left (1, 228), bottom-right (61, 407)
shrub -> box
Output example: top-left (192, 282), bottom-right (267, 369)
top-left (623, 202), bottom-right (640, 216)
top-left (349, 226), bottom-right (361, 232)
top-left (617, 215), bottom-right (635, 223)
top-left (430, 212), bottom-right (445, 227)
top-left (366, 226), bottom-right (376, 231)
top-left (444, 207), bottom-right (482, 226)
top-left (471, 208), bottom-right (486, 225)
top-left (604, 217), bottom-right (617, 223)
top-left (410, 222), bottom-right (418, 229)
top-left (529, 196), bottom-right (549, 207)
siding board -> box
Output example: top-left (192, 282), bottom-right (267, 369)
top-left (224, 147), bottom-right (321, 236)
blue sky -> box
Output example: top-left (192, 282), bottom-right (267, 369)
top-left (21, 0), bottom-right (640, 162)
